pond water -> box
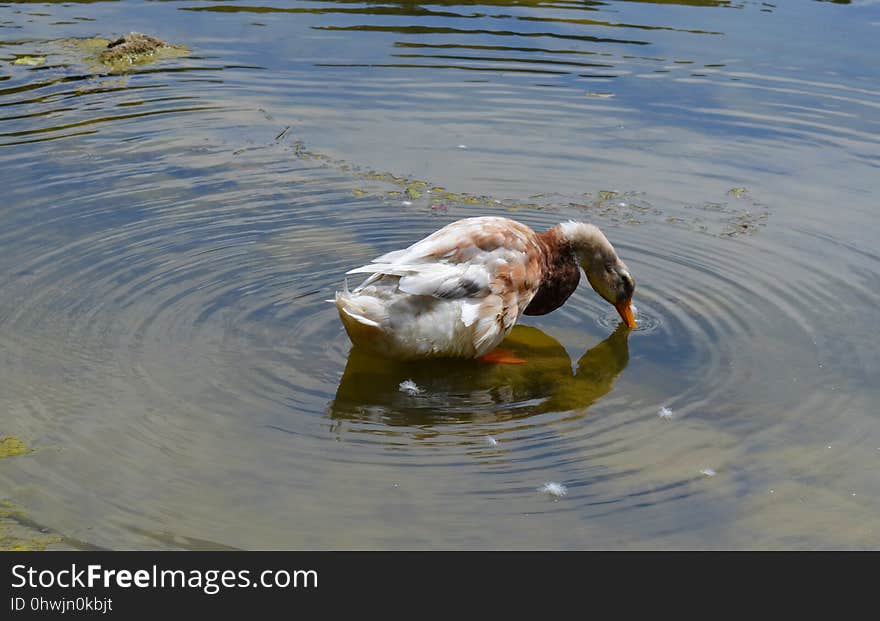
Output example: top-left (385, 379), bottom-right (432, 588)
top-left (1, 0), bottom-right (878, 550)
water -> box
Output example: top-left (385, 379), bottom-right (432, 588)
top-left (0, 0), bottom-right (878, 550)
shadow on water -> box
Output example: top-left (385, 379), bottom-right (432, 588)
top-left (329, 323), bottom-right (630, 427)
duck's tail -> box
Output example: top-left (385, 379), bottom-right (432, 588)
top-left (334, 289), bottom-right (389, 352)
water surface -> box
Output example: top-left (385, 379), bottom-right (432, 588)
top-left (1, 0), bottom-right (878, 549)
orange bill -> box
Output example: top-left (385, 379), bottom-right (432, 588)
top-left (614, 299), bottom-right (637, 329)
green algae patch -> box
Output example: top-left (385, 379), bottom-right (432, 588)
top-left (99, 33), bottom-right (187, 69)
top-left (406, 181), bottom-right (427, 192)
top-left (0, 503), bottom-right (61, 551)
top-left (0, 529), bottom-right (61, 551)
top-left (12, 56), bottom-right (46, 67)
top-left (363, 171), bottom-right (408, 186)
top-left (0, 436), bottom-right (32, 459)
top-left (60, 33), bottom-right (188, 73)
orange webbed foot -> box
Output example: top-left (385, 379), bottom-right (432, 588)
top-left (477, 349), bottom-right (526, 365)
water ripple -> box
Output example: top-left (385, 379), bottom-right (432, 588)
top-left (0, 0), bottom-right (878, 549)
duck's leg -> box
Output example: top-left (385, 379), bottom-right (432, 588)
top-left (477, 349), bottom-right (526, 365)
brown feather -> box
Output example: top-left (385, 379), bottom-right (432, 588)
top-left (523, 227), bottom-right (580, 316)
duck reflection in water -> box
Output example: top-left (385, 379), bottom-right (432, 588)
top-left (328, 323), bottom-right (630, 428)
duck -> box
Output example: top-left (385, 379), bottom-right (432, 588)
top-left (335, 216), bottom-right (636, 362)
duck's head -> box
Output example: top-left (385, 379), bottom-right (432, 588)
top-left (557, 221), bottom-right (637, 328)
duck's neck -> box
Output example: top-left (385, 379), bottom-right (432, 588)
top-left (523, 227), bottom-right (581, 316)
top-left (554, 221), bottom-right (612, 261)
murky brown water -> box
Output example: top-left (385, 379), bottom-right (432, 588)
top-left (1, 0), bottom-right (878, 550)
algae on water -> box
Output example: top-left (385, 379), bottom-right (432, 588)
top-left (286, 137), bottom-right (771, 238)
top-left (58, 32), bottom-right (187, 73)
top-left (0, 436), bottom-right (31, 459)
top-left (0, 503), bottom-right (62, 551)
top-left (99, 32), bottom-right (184, 67)
top-left (12, 56), bottom-right (46, 67)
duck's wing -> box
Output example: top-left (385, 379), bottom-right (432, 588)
top-left (348, 217), bottom-right (538, 295)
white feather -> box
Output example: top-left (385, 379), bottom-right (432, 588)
top-left (340, 307), bottom-right (380, 328)
top-left (399, 380), bottom-right (422, 396)
top-left (540, 482), bottom-right (568, 497)
top-left (460, 301), bottom-right (481, 327)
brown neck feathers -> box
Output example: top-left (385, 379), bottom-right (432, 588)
top-left (523, 227), bottom-right (580, 316)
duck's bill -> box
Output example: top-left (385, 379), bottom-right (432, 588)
top-left (615, 299), bottom-right (637, 329)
